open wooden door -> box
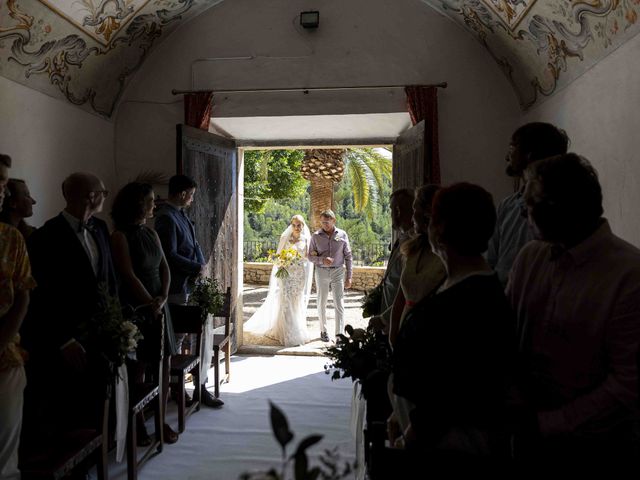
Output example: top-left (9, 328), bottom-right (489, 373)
top-left (176, 124), bottom-right (239, 351)
top-left (392, 120), bottom-right (429, 191)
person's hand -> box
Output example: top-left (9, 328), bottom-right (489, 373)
top-left (368, 315), bottom-right (386, 332)
top-left (151, 296), bottom-right (167, 315)
top-left (199, 265), bottom-right (207, 277)
top-left (402, 423), bottom-right (417, 447)
top-left (323, 257), bottom-right (334, 266)
top-left (386, 413), bottom-right (401, 445)
top-left (344, 278), bottom-right (352, 289)
top-left (61, 340), bottom-right (88, 372)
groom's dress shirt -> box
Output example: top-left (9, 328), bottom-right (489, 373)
top-left (308, 227), bottom-right (353, 281)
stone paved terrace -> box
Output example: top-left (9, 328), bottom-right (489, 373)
top-left (239, 284), bottom-right (367, 356)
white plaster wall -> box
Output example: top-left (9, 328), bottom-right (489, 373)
top-left (115, 0), bottom-right (520, 202)
top-left (0, 76), bottom-right (116, 226)
top-left (522, 34), bottom-right (640, 246)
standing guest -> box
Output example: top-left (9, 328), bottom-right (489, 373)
top-left (392, 183), bottom-right (513, 470)
top-left (368, 188), bottom-right (415, 334)
top-left (23, 172), bottom-right (117, 433)
top-left (487, 123), bottom-right (569, 286)
top-left (386, 184), bottom-right (446, 444)
top-left (111, 182), bottom-right (179, 444)
top-left (308, 209), bottom-right (353, 342)
top-left (0, 178), bottom-right (37, 239)
top-left (0, 154), bottom-right (36, 480)
top-left (388, 185), bottom-right (446, 348)
top-left (154, 174), bottom-right (223, 408)
top-left (508, 154), bottom-right (640, 470)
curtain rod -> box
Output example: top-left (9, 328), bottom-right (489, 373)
top-left (171, 83), bottom-right (447, 95)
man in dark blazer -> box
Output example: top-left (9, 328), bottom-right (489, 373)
top-left (22, 172), bottom-right (117, 433)
top-left (155, 174), bottom-right (223, 408)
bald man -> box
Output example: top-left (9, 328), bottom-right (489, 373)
top-left (22, 172), bottom-right (117, 433)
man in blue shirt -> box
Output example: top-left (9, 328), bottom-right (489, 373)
top-left (155, 175), bottom-right (223, 408)
top-left (487, 123), bottom-right (569, 286)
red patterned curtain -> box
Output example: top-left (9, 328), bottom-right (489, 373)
top-left (405, 86), bottom-right (440, 185)
top-left (184, 92), bottom-right (213, 130)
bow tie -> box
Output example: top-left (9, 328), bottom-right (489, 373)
top-left (78, 219), bottom-right (94, 233)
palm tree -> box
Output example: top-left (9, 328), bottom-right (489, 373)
top-left (301, 148), bottom-right (392, 230)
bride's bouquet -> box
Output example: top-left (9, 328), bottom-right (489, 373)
top-left (268, 247), bottom-right (303, 279)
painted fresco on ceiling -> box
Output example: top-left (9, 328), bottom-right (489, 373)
top-left (0, 0), bottom-right (216, 117)
top-left (0, 0), bottom-right (639, 117)
top-left (425, 0), bottom-right (640, 107)
top-left (37, 0), bottom-right (152, 45)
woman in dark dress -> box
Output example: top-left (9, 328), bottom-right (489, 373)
top-left (392, 183), bottom-right (515, 470)
top-left (111, 182), bottom-right (179, 444)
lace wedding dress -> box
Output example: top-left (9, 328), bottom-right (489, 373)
top-left (244, 224), bottom-right (313, 347)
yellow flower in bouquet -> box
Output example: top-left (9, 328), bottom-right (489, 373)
top-left (268, 247), bottom-right (303, 279)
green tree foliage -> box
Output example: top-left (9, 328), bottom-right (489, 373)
top-left (343, 148), bottom-right (393, 219)
top-left (244, 148), bottom-right (393, 265)
top-left (244, 150), bottom-right (307, 213)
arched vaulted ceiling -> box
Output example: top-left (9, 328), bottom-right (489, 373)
top-left (1, 0), bottom-right (638, 118)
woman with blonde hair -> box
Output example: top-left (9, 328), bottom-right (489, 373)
top-left (244, 214), bottom-right (313, 347)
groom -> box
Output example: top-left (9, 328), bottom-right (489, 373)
top-left (308, 210), bottom-right (352, 342)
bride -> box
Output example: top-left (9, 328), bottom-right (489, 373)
top-left (244, 215), bottom-right (313, 347)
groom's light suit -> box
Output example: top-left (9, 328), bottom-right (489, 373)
top-left (308, 227), bottom-right (353, 337)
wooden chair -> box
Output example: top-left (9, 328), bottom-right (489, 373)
top-left (168, 304), bottom-right (203, 432)
top-left (126, 315), bottom-right (164, 480)
top-left (211, 287), bottom-right (232, 398)
top-left (20, 380), bottom-right (111, 480)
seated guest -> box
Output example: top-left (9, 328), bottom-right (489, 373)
top-left (0, 154), bottom-right (36, 480)
top-left (392, 183), bottom-right (514, 467)
top-left (22, 172), bottom-right (117, 434)
top-left (0, 178), bottom-right (37, 239)
top-left (111, 182), bottom-right (179, 444)
top-left (507, 154), bottom-right (640, 470)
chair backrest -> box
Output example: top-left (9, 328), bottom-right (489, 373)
top-left (169, 304), bottom-right (205, 355)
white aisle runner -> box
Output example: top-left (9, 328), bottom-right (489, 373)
top-left (109, 355), bottom-right (356, 480)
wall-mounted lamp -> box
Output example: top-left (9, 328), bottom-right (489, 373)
top-left (300, 11), bottom-right (319, 29)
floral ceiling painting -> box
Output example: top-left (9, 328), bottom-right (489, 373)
top-left (0, 0), bottom-right (639, 117)
top-left (37, 0), bottom-right (152, 45)
top-left (424, 0), bottom-right (640, 107)
top-left (0, 0), bottom-right (217, 117)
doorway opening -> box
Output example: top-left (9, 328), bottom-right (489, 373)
top-left (240, 145), bottom-right (393, 353)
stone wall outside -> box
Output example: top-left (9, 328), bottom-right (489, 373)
top-left (243, 262), bottom-right (384, 292)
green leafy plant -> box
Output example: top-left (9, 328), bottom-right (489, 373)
top-left (360, 284), bottom-right (383, 319)
top-left (78, 283), bottom-right (143, 378)
top-left (189, 277), bottom-right (224, 316)
top-left (324, 325), bottom-right (390, 386)
top-left (240, 402), bottom-right (354, 480)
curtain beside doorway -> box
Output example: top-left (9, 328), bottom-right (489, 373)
top-left (184, 92), bottom-right (213, 130)
top-left (405, 86), bottom-right (440, 185)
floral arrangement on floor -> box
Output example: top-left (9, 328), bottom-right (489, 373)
top-left (189, 276), bottom-right (225, 316)
top-left (360, 283), bottom-right (383, 319)
top-left (323, 325), bottom-right (390, 386)
top-left (268, 247), bottom-right (303, 279)
top-left (78, 283), bottom-right (143, 378)
top-left (239, 402), bottom-right (354, 480)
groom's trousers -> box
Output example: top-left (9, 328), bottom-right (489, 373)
top-left (315, 266), bottom-right (345, 336)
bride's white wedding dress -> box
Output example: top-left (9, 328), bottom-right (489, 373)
top-left (244, 226), bottom-right (313, 347)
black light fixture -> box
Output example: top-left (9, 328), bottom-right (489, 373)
top-left (300, 10), bottom-right (319, 29)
